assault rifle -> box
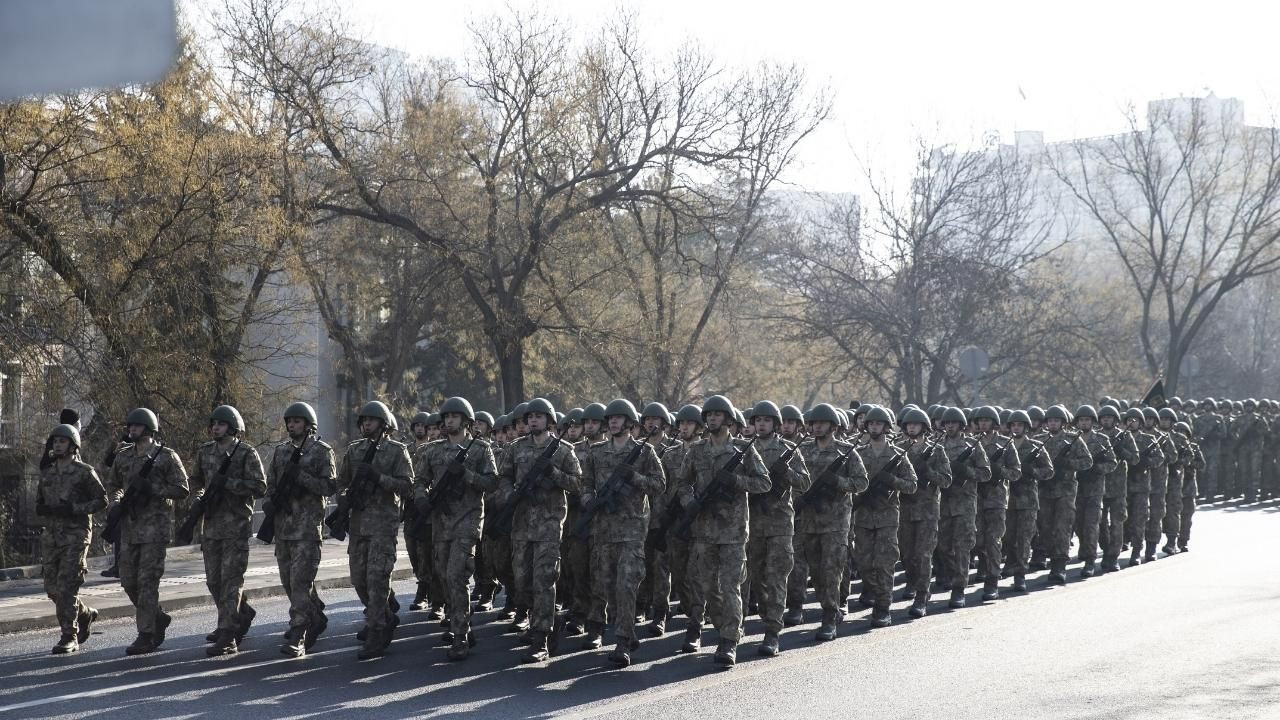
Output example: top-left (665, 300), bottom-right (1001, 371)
top-left (102, 444), bottom-right (163, 544)
top-left (671, 437), bottom-right (757, 540)
top-left (570, 429), bottom-right (661, 539)
top-left (793, 447), bottom-right (850, 511)
top-left (176, 439), bottom-right (242, 544)
top-left (850, 450), bottom-right (905, 510)
top-left (256, 438), bottom-right (309, 544)
top-left (325, 434), bottom-right (384, 542)
top-left (489, 434), bottom-right (563, 537)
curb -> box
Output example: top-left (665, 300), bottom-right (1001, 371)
top-left (0, 567), bottom-right (414, 635)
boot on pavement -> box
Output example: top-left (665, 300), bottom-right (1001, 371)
top-left (154, 611), bottom-right (172, 647)
top-left (758, 631), bottom-right (780, 657)
top-left (908, 595), bottom-right (928, 619)
top-left (581, 620), bottom-right (604, 650)
top-left (235, 600), bottom-right (256, 643)
top-left (76, 606), bottom-right (97, 645)
top-left (607, 639), bottom-right (632, 667)
top-left (509, 607), bottom-right (530, 634)
top-left (281, 627), bottom-right (307, 658)
top-left (815, 609), bottom-right (838, 642)
top-left (713, 640), bottom-right (737, 667)
top-left (52, 633), bottom-right (78, 654)
top-left (207, 629), bottom-right (238, 657)
top-left (982, 579), bottom-right (999, 601)
top-left (1048, 559), bottom-right (1067, 586)
top-left (357, 628), bottom-right (385, 660)
top-left (522, 632), bottom-right (550, 663)
top-left (647, 607), bottom-right (667, 637)
top-left (869, 606), bottom-right (892, 628)
top-left (125, 633), bottom-right (157, 656)
top-left (1080, 560), bottom-right (1096, 579)
top-left (1012, 574), bottom-right (1028, 593)
top-left (949, 588), bottom-right (966, 608)
top-left (410, 583), bottom-right (428, 611)
top-left (783, 606), bottom-right (804, 627)
top-left (681, 624), bottom-right (702, 653)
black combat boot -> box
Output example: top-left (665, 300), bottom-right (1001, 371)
top-left (306, 612), bottom-right (327, 650)
top-left (357, 628), bottom-right (385, 660)
top-left (608, 638), bottom-right (632, 667)
top-left (815, 608), bottom-right (838, 642)
top-left (1079, 559), bottom-right (1096, 578)
top-left (509, 607), bottom-right (530, 633)
top-left (77, 606), bottom-right (97, 645)
top-left (52, 633), bottom-right (78, 654)
top-left (410, 583), bottom-right (428, 611)
top-left (235, 600), bottom-right (256, 643)
top-left (563, 611), bottom-right (585, 637)
top-left (207, 629), bottom-right (238, 657)
top-left (758, 631), bottom-right (780, 656)
top-left (1161, 535), bottom-right (1177, 556)
top-left (580, 620), bottom-right (604, 650)
top-left (125, 633), bottom-right (157, 656)
top-left (869, 606), bottom-right (892, 628)
top-left (522, 632), bottom-right (549, 663)
top-left (647, 607), bottom-right (667, 637)
top-left (949, 588), bottom-right (966, 608)
top-left (902, 587), bottom-right (916, 600)
top-left (1012, 574), bottom-right (1027, 593)
top-left (713, 640), bottom-right (737, 667)
top-left (982, 579), bottom-right (999, 601)
top-left (782, 606), bottom-right (804, 627)
top-left (908, 595), bottom-right (928, 618)
top-left (681, 623), bottom-right (702, 653)
top-left (1047, 559), bottom-right (1067, 586)
top-left (154, 611), bottom-right (172, 647)
top-left (281, 627), bottom-right (307, 658)
top-left (1028, 556), bottom-right (1047, 572)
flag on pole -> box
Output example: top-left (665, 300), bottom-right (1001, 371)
top-left (1140, 377), bottom-right (1166, 408)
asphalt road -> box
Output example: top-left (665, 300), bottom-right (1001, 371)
top-left (1, 500), bottom-right (1277, 720)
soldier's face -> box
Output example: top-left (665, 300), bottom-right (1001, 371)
top-left (210, 420), bottom-right (230, 440)
top-left (1127, 418), bottom-right (1140, 431)
top-left (810, 420), bottom-right (832, 438)
top-left (782, 419), bottom-right (800, 436)
top-left (867, 420), bottom-right (887, 438)
top-left (360, 417), bottom-right (384, 438)
top-left (943, 421), bottom-right (961, 437)
top-left (753, 417), bottom-right (776, 438)
top-left (443, 413), bottom-right (465, 434)
top-left (1100, 417), bottom-right (1116, 430)
top-left (607, 415), bottom-right (628, 437)
top-left (1009, 421), bottom-right (1027, 438)
top-left (583, 419), bottom-right (601, 436)
top-left (678, 420), bottom-right (699, 440)
top-left (413, 423), bottom-right (429, 441)
top-left (1160, 420), bottom-right (1172, 431)
top-left (127, 423), bottom-right (147, 441)
top-left (1046, 419), bottom-right (1063, 433)
top-left (705, 411), bottom-right (729, 433)
top-left (428, 425), bottom-right (442, 440)
top-left (977, 418), bottom-right (994, 433)
top-left (565, 424), bottom-right (583, 441)
top-left (475, 421), bottom-right (491, 436)
top-left (285, 417), bottom-right (308, 439)
top-left (515, 418), bottom-right (528, 435)
top-left (644, 417), bottom-right (665, 435)
top-left (51, 436), bottom-right (72, 457)
top-left (1077, 417), bottom-right (1094, 432)
top-left (905, 422), bottom-right (925, 438)
top-left (527, 413), bottom-right (549, 435)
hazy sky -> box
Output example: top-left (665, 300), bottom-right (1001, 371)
top-left (341, 0), bottom-right (1280, 193)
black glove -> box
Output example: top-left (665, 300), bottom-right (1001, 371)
top-left (714, 467), bottom-right (740, 491)
top-left (354, 462), bottom-right (374, 484)
top-left (414, 494), bottom-right (432, 516)
top-left (530, 454), bottom-right (553, 478)
top-left (768, 457), bottom-right (791, 480)
top-left (210, 473), bottom-right (229, 493)
top-left (446, 457), bottom-right (467, 477)
top-left (537, 467), bottom-right (560, 491)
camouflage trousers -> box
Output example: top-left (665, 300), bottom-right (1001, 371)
top-left (854, 525), bottom-right (899, 610)
top-left (274, 539), bottom-right (325, 631)
top-left (512, 539), bottom-right (560, 634)
top-left (589, 540), bottom-right (645, 640)
top-left (406, 526), bottom-right (445, 607)
top-left (42, 536), bottom-right (90, 636)
top-left (975, 507), bottom-right (1006, 580)
top-left (433, 537), bottom-right (477, 639)
top-left (1263, 453), bottom-right (1280, 497)
top-left (1125, 493), bottom-right (1149, 549)
top-left (936, 513), bottom-right (976, 590)
top-left (898, 517), bottom-right (939, 594)
top-left (480, 532), bottom-right (514, 605)
top-left (687, 541), bottom-right (748, 642)
top-left (1072, 495), bottom-right (1103, 563)
top-left (644, 543), bottom-right (670, 618)
top-left (119, 541), bottom-right (167, 635)
top-left (1144, 493), bottom-right (1166, 551)
top-left (743, 534), bottom-right (793, 635)
top-left (1177, 496), bottom-right (1195, 547)
top-left (665, 534), bottom-right (691, 615)
top-left (348, 533), bottom-right (398, 632)
top-left (1238, 448), bottom-right (1264, 498)
top-left (1002, 508), bottom-right (1037, 576)
top-left (1098, 495), bottom-right (1127, 561)
top-left (201, 537), bottom-right (250, 632)
top-left (789, 531), bottom-right (847, 612)
top-left (1200, 449), bottom-right (1223, 498)
top-left (560, 533), bottom-right (592, 619)
top-left (1162, 489), bottom-right (1182, 543)
top-left (1037, 492), bottom-right (1076, 563)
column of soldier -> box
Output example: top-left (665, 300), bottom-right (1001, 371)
top-left (32, 392), bottom-right (1277, 667)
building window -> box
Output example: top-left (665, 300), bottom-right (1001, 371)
top-left (0, 362), bottom-right (19, 447)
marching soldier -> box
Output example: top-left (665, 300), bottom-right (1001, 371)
top-left (264, 402), bottom-right (337, 658)
top-left (189, 405), bottom-right (267, 656)
top-left (648, 403), bottom-right (702, 635)
top-left (937, 407), bottom-right (990, 608)
top-left (1070, 406), bottom-right (1116, 579)
top-left (1159, 408), bottom-right (1192, 554)
top-left (1175, 422), bottom-right (1205, 552)
top-left (406, 411), bottom-right (444, 618)
top-left (411, 397), bottom-right (498, 661)
top-left (480, 414), bottom-right (517, 619)
top-left (853, 406), bottom-right (917, 627)
top-left (973, 406), bottom-right (1018, 601)
top-left (897, 407), bottom-right (950, 618)
top-left (1034, 405), bottom-right (1093, 585)
top-left (1232, 399), bottom-right (1269, 503)
top-left (104, 408), bottom-right (190, 655)
top-left (1097, 405), bottom-right (1138, 573)
top-left (634, 402), bottom-right (671, 638)
top-left (37, 423), bottom-right (107, 654)
top-left (1124, 408), bottom-right (1165, 566)
top-left (1003, 410), bottom-right (1051, 591)
top-left (557, 407), bottom-right (589, 636)
top-left (1142, 407), bottom-right (1175, 562)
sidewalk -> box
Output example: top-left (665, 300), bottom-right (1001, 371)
top-left (0, 536), bottom-right (414, 634)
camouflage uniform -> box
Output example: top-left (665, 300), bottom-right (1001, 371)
top-left (652, 439), bottom-right (690, 618)
top-left (744, 434), bottom-right (810, 636)
top-left (105, 444), bottom-right (190, 639)
top-left (853, 440), bottom-right (918, 614)
top-left (337, 436), bottom-right (414, 636)
top-left (1125, 431), bottom-right (1165, 560)
top-left (38, 459), bottom-right (108, 641)
top-left (559, 438), bottom-right (595, 625)
top-left (1192, 410), bottom-right (1229, 499)
top-left (1264, 414), bottom-right (1280, 499)
top-left (1098, 427), bottom-right (1138, 567)
top-left (896, 437), bottom-right (951, 596)
top-left (1178, 439), bottom-right (1205, 549)
top-left (1231, 410), bottom-right (1269, 501)
top-left (1004, 436), bottom-right (1052, 577)
top-left (405, 440), bottom-right (444, 611)
top-left (479, 444), bottom-right (514, 610)
top-left (1071, 430), bottom-right (1116, 566)
top-left (674, 436), bottom-right (769, 644)
top-left (412, 433), bottom-right (499, 643)
top-left (496, 434), bottom-right (582, 634)
top-left (1036, 431), bottom-right (1092, 574)
top-left (792, 438), bottom-right (868, 616)
top-left (1162, 430), bottom-right (1192, 548)
top-left (266, 436), bottom-right (337, 635)
top-left (975, 433), bottom-right (1018, 583)
top-left (937, 436), bottom-right (991, 592)
top-left (1145, 430), bottom-right (1177, 556)
top-left (190, 439), bottom-right (266, 636)
top-left (580, 437), bottom-right (665, 644)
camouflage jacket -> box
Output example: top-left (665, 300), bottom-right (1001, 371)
top-left (1182, 440), bottom-right (1205, 497)
top-left (1231, 412), bottom-right (1269, 450)
top-left (189, 439), bottom-right (267, 540)
top-left (1166, 429), bottom-right (1193, 494)
top-left (496, 434), bottom-right (582, 542)
top-left (1147, 430), bottom-right (1177, 495)
top-left (1075, 430), bottom-right (1118, 499)
top-left (37, 458), bottom-right (108, 546)
top-left (1009, 436), bottom-right (1052, 510)
top-left (977, 432), bottom-right (1019, 510)
top-left (854, 439), bottom-right (917, 529)
top-left (581, 436), bottom-right (665, 543)
top-left (1192, 412), bottom-right (1230, 449)
top-left (411, 433), bottom-right (499, 542)
top-left (674, 435), bottom-right (769, 544)
top-left (403, 440), bottom-right (434, 538)
top-left (1126, 429), bottom-right (1166, 494)
top-left (1038, 431), bottom-right (1093, 499)
top-left (1100, 427), bottom-right (1139, 499)
top-left (748, 434), bottom-right (812, 538)
top-left (651, 440), bottom-right (689, 530)
top-left (897, 436), bottom-right (952, 522)
top-left (105, 443), bottom-right (190, 545)
top-left (796, 438), bottom-right (868, 535)
top-left (940, 434), bottom-right (991, 518)
top-left (337, 436), bottom-right (414, 538)
top-left (266, 436), bottom-right (337, 542)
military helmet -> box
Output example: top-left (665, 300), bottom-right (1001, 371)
top-left (1123, 407), bottom-right (1145, 423)
top-left (780, 404), bottom-right (804, 423)
top-left (1142, 407), bottom-right (1159, 421)
top-left (555, 411), bottom-right (566, 427)
top-left (900, 407), bottom-right (930, 427)
top-left (1168, 396), bottom-right (1183, 408)
top-left (701, 395), bottom-right (736, 421)
top-left (1174, 421), bottom-right (1192, 436)
top-left (1098, 405), bottom-right (1122, 421)
top-left (733, 409), bottom-right (748, 428)
top-left (439, 396), bottom-right (476, 422)
top-left (582, 402), bottom-right (607, 422)
top-left (523, 398), bottom-right (556, 420)
top-left (284, 401), bottom-right (318, 427)
top-left (1183, 399), bottom-right (1198, 411)
top-left (1007, 409), bottom-right (1031, 427)
top-left (1232, 400), bottom-right (1243, 412)
top-left (1158, 407), bottom-right (1178, 423)
top-left (1118, 399), bottom-right (1131, 411)
top-left (928, 405), bottom-right (945, 421)
top-left (357, 400), bottom-right (394, 427)
top-left (1099, 395), bottom-right (1116, 407)
top-left (475, 411), bottom-right (496, 429)
top-left (1243, 398), bottom-right (1257, 410)
top-left (675, 404), bottom-right (704, 426)
top-left (864, 406), bottom-right (893, 427)
top-left (972, 406), bottom-right (1000, 424)
top-left (411, 411), bottom-right (432, 429)
top-left (941, 407), bottom-right (967, 425)
top-left (749, 400), bottom-right (782, 424)
top-left (1026, 405), bottom-right (1045, 423)
top-left (565, 408), bottom-right (584, 425)
top-left (126, 407), bottom-right (160, 433)
top-left (999, 408), bottom-right (1013, 426)
top-left (49, 423), bottom-right (81, 448)
top-left (1201, 397), bottom-right (1216, 410)
top-left (853, 403), bottom-right (873, 418)
top-left (496, 413), bottom-right (512, 431)
top-left (425, 412), bottom-right (441, 427)
top-left (641, 402), bottom-right (670, 423)
top-left (510, 401), bottom-right (530, 421)
top-left (604, 398), bottom-right (640, 423)
top-left (209, 404), bottom-right (245, 432)
top-left (1074, 404), bottom-right (1098, 422)
top-left (808, 403), bottom-right (841, 425)
top-left (1044, 405), bottom-right (1070, 422)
